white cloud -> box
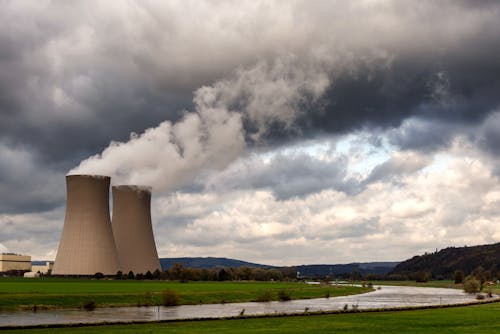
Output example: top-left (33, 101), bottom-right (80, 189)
top-left (150, 138), bottom-right (500, 265)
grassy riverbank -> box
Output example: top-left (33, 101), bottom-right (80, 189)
top-left (364, 280), bottom-right (500, 294)
top-left (0, 278), bottom-right (371, 310)
top-left (4, 300), bottom-right (500, 333)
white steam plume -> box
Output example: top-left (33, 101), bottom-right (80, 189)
top-left (69, 55), bottom-right (331, 190)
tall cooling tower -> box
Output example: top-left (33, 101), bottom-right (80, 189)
top-left (53, 175), bottom-right (121, 275)
top-left (112, 185), bottom-right (161, 274)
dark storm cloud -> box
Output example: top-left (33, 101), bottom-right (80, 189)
top-left (2, 0), bottom-right (500, 214)
top-left (294, 45), bottom-right (500, 149)
top-left (0, 144), bottom-right (63, 213)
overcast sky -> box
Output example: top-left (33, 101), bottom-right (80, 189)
top-left (1, 0), bottom-right (500, 265)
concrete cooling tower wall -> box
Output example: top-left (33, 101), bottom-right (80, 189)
top-left (112, 185), bottom-right (161, 274)
top-left (53, 175), bottom-right (121, 275)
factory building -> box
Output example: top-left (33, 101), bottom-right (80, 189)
top-left (112, 185), bottom-right (161, 274)
top-left (31, 261), bottom-right (54, 274)
top-left (0, 253), bottom-right (32, 272)
top-left (52, 174), bottom-right (161, 276)
top-left (53, 175), bottom-right (121, 275)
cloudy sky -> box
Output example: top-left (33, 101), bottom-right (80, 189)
top-left (1, 0), bottom-right (500, 265)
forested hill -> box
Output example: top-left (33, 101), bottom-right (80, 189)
top-left (160, 257), bottom-right (399, 277)
top-left (160, 257), bottom-right (275, 270)
top-left (390, 243), bottom-right (500, 278)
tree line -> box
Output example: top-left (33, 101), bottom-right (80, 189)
top-left (112, 264), bottom-right (297, 281)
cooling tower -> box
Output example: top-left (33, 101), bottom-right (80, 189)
top-left (112, 185), bottom-right (161, 274)
top-left (53, 175), bottom-right (121, 275)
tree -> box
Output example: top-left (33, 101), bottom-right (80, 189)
top-left (168, 263), bottom-right (184, 280)
top-left (454, 270), bottom-right (464, 284)
top-left (414, 271), bottom-right (430, 283)
top-left (153, 269), bottom-right (162, 280)
top-left (217, 268), bottom-right (232, 281)
top-left (471, 266), bottom-right (487, 287)
top-left (463, 275), bottom-right (481, 293)
top-left (145, 271), bottom-right (153, 280)
top-left (127, 271), bottom-right (135, 279)
top-left (115, 271), bottom-right (123, 280)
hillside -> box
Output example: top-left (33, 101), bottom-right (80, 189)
top-left (160, 257), bottom-right (274, 270)
top-left (296, 262), bottom-right (399, 278)
top-left (391, 242), bottom-right (500, 279)
top-left (160, 257), bottom-right (398, 277)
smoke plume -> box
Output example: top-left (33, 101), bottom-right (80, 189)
top-left (69, 56), bottom-right (331, 189)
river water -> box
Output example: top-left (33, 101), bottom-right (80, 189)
top-left (0, 285), bottom-right (493, 327)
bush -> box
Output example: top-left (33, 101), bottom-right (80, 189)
top-left (94, 272), bottom-right (104, 279)
top-left (463, 276), bottom-right (481, 294)
top-left (83, 301), bottom-right (96, 311)
top-left (162, 289), bottom-right (180, 306)
top-left (278, 290), bottom-right (291, 301)
top-left (255, 290), bottom-right (273, 302)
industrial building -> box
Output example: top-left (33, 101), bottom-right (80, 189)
top-left (0, 253), bottom-right (32, 273)
top-left (53, 175), bottom-right (121, 275)
top-left (31, 261), bottom-right (54, 274)
top-left (52, 174), bottom-right (161, 276)
top-left (112, 185), bottom-right (161, 274)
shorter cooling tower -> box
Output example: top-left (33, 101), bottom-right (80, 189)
top-left (53, 175), bottom-right (121, 275)
top-left (112, 185), bottom-right (161, 274)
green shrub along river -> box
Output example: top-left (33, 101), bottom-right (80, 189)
top-left (0, 278), bottom-right (370, 310)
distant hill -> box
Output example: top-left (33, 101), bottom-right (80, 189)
top-left (296, 262), bottom-right (399, 278)
top-left (160, 257), bottom-right (275, 270)
top-left (390, 242), bottom-right (500, 279)
top-left (160, 257), bottom-right (399, 277)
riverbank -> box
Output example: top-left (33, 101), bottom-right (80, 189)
top-left (0, 278), bottom-right (370, 310)
top-left (2, 297), bottom-right (500, 334)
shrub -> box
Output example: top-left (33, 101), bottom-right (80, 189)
top-left (278, 290), bottom-right (291, 301)
top-left (463, 276), bottom-right (481, 294)
top-left (162, 289), bottom-right (180, 306)
top-left (255, 290), bottom-right (273, 302)
top-left (94, 272), bottom-right (104, 279)
top-left (83, 301), bottom-right (96, 311)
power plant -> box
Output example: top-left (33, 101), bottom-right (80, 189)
top-left (112, 185), bottom-right (161, 274)
top-left (53, 175), bottom-right (160, 276)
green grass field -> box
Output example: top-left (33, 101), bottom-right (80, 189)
top-left (4, 301), bottom-right (500, 334)
top-left (0, 278), bottom-right (370, 310)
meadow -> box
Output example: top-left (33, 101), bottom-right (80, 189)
top-left (3, 300), bottom-right (500, 334)
top-left (0, 278), bottom-right (370, 310)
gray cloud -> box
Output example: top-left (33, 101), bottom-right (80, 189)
top-left (2, 1), bottom-right (500, 262)
top-left (203, 152), bottom-right (359, 200)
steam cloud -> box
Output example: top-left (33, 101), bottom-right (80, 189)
top-left (69, 56), bottom-right (331, 189)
